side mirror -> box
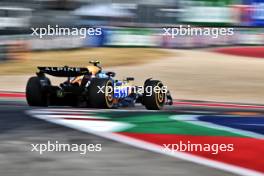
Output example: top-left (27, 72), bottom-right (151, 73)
top-left (106, 71), bottom-right (116, 77)
top-left (127, 77), bottom-right (134, 81)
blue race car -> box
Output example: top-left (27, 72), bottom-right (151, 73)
top-left (26, 61), bottom-right (173, 110)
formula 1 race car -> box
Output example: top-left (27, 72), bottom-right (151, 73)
top-left (26, 61), bottom-right (173, 110)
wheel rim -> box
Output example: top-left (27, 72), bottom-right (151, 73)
top-left (105, 80), bottom-right (114, 108)
top-left (155, 82), bottom-right (165, 108)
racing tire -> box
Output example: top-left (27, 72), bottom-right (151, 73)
top-left (26, 77), bottom-right (49, 106)
top-left (87, 78), bottom-right (114, 108)
top-left (143, 80), bottom-right (166, 110)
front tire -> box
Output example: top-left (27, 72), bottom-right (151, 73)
top-left (143, 80), bottom-right (166, 110)
top-left (26, 77), bottom-right (49, 106)
top-left (87, 78), bottom-right (114, 108)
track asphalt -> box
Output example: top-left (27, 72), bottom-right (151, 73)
top-left (0, 92), bottom-right (263, 176)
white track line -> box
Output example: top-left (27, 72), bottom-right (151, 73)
top-left (30, 108), bottom-right (159, 112)
top-left (33, 114), bottom-right (108, 119)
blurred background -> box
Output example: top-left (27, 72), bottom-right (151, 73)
top-left (0, 0), bottom-right (263, 59)
top-left (0, 0), bottom-right (264, 102)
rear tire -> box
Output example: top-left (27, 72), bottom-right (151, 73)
top-left (26, 77), bottom-right (49, 106)
top-left (143, 80), bottom-right (165, 110)
top-left (87, 78), bottom-right (114, 108)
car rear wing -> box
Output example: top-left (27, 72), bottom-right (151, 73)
top-left (37, 66), bottom-right (90, 77)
